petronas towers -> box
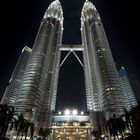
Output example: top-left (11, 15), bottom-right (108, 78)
top-left (1, 0), bottom-right (134, 132)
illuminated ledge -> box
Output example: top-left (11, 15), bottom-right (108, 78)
top-left (53, 115), bottom-right (90, 122)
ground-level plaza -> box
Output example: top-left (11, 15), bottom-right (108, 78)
top-left (50, 112), bottom-right (91, 140)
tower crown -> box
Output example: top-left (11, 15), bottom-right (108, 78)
top-left (44, 0), bottom-right (63, 21)
top-left (81, 0), bottom-right (100, 23)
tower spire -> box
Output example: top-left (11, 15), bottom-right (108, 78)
top-left (81, 0), bottom-right (98, 23)
top-left (43, 0), bottom-right (63, 21)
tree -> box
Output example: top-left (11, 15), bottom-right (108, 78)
top-left (45, 128), bottom-right (51, 139)
top-left (130, 104), bottom-right (140, 139)
top-left (123, 107), bottom-right (133, 132)
top-left (30, 122), bottom-right (34, 140)
top-left (0, 103), bottom-right (8, 139)
top-left (91, 130), bottom-right (100, 140)
top-left (3, 105), bottom-right (15, 138)
top-left (14, 113), bottom-right (26, 140)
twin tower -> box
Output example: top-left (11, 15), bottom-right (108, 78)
top-left (1, 0), bottom-right (126, 131)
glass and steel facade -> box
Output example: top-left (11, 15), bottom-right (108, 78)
top-left (118, 69), bottom-right (137, 110)
top-left (12, 0), bottom-right (63, 127)
top-left (1, 46), bottom-right (32, 106)
top-left (81, 0), bottom-right (126, 122)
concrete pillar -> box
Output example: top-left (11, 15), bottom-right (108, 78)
top-left (76, 128), bottom-right (79, 140)
top-left (63, 128), bottom-right (66, 140)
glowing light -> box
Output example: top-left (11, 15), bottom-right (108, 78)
top-left (121, 66), bottom-right (125, 70)
top-left (12, 136), bottom-right (30, 139)
top-left (101, 135), bottom-right (105, 138)
top-left (58, 111), bottom-right (61, 115)
top-left (64, 109), bottom-right (70, 115)
top-left (81, 111), bottom-right (84, 115)
top-left (72, 109), bottom-right (78, 115)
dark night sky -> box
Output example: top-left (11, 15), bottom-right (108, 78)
top-left (0, 0), bottom-right (140, 111)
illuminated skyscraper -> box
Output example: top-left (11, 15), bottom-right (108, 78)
top-left (118, 69), bottom-right (137, 110)
top-left (1, 0), bottom-right (127, 134)
top-left (1, 46), bottom-right (32, 106)
top-left (81, 0), bottom-right (126, 121)
top-left (6, 0), bottom-right (63, 130)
